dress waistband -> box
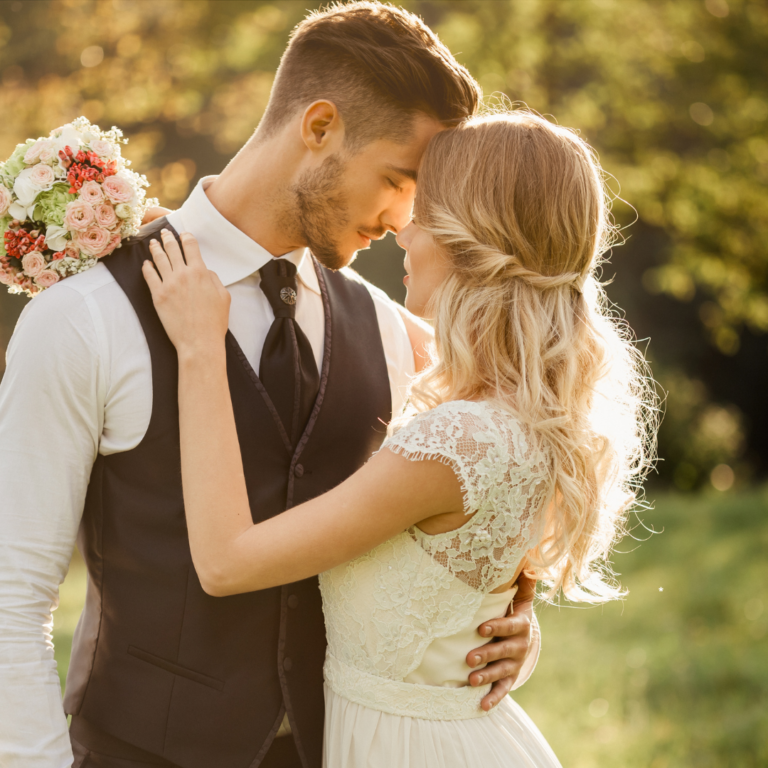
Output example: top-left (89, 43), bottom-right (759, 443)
top-left (323, 654), bottom-right (493, 721)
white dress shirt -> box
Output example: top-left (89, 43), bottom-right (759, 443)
top-left (0, 177), bottom-right (414, 767)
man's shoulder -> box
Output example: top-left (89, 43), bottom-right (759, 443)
top-left (14, 262), bottom-right (130, 337)
top-left (21, 263), bottom-right (113, 313)
top-left (122, 216), bottom-right (173, 247)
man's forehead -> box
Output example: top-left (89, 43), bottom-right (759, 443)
top-left (372, 118), bottom-right (444, 175)
top-left (386, 163), bottom-right (418, 182)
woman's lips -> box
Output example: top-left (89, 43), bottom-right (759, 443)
top-left (403, 274), bottom-right (410, 285)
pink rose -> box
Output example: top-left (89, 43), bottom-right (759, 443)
top-left (21, 251), bottom-right (46, 277)
top-left (64, 200), bottom-right (95, 231)
top-left (94, 203), bottom-right (118, 229)
top-left (89, 139), bottom-right (114, 158)
top-left (0, 186), bottom-right (11, 216)
top-left (79, 180), bottom-right (104, 206)
top-left (96, 232), bottom-right (123, 259)
top-left (0, 268), bottom-right (13, 285)
top-left (23, 140), bottom-right (47, 164)
top-left (102, 175), bottom-right (134, 205)
top-left (75, 225), bottom-right (112, 256)
top-left (64, 243), bottom-right (80, 259)
top-left (35, 269), bottom-right (61, 288)
top-left (38, 142), bottom-right (57, 163)
top-left (29, 163), bottom-right (55, 188)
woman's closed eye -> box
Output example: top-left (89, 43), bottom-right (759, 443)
top-left (386, 177), bottom-right (403, 192)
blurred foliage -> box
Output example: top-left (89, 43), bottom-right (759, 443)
top-left (52, 487), bottom-right (768, 767)
top-left (434, 0), bottom-right (768, 351)
top-left (0, 0), bottom-right (766, 485)
top-left (514, 487), bottom-right (768, 767)
top-left (659, 368), bottom-right (747, 490)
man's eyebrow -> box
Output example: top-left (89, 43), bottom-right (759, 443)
top-left (386, 164), bottom-right (418, 182)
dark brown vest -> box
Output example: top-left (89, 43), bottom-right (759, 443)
top-left (63, 218), bottom-right (392, 768)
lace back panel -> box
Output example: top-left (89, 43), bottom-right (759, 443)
top-left (319, 400), bottom-right (552, 718)
top-left (386, 401), bottom-right (550, 593)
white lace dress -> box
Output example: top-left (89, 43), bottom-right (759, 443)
top-left (319, 400), bottom-right (562, 767)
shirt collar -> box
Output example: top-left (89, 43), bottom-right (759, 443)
top-left (174, 176), bottom-right (320, 295)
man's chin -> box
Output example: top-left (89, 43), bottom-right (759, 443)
top-left (310, 241), bottom-right (359, 271)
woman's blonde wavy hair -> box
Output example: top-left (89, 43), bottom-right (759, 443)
top-left (406, 110), bottom-right (657, 604)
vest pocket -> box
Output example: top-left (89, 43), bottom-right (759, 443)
top-left (128, 645), bottom-right (225, 691)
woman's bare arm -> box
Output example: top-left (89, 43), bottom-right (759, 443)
top-left (143, 229), bottom-right (463, 596)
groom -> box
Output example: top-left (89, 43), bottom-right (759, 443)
top-left (0, 4), bottom-right (539, 768)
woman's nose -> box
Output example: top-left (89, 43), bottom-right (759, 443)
top-left (395, 221), bottom-right (415, 250)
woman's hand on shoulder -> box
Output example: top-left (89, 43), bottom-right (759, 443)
top-left (142, 229), bottom-right (231, 360)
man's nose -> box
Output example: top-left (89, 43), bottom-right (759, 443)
top-left (383, 190), bottom-right (416, 236)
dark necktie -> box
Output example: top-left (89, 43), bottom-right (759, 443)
top-left (258, 258), bottom-right (320, 444)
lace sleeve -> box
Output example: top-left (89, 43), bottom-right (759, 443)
top-left (383, 401), bottom-right (551, 593)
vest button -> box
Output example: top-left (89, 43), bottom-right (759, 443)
top-left (287, 594), bottom-right (299, 609)
top-left (284, 657), bottom-right (293, 672)
top-left (294, 464), bottom-right (304, 478)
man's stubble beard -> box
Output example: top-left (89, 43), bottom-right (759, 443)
top-left (287, 154), bottom-right (355, 271)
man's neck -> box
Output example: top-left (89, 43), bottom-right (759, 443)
top-left (205, 139), bottom-right (304, 258)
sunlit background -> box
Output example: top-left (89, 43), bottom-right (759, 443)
top-left (1, 1), bottom-right (766, 765)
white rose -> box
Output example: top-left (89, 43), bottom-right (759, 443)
top-left (9, 202), bottom-right (34, 221)
top-left (45, 224), bottom-right (69, 252)
top-left (52, 124), bottom-right (83, 158)
top-left (114, 203), bottom-right (132, 219)
top-left (13, 166), bottom-right (55, 206)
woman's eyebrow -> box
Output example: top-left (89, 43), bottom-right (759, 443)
top-left (386, 164), bottom-right (419, 182)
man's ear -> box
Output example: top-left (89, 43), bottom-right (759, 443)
top-left (300, 100), bottom-right (344, 151)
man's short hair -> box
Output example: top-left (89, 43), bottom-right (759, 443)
top-left (259, 1), bottom-right (481, 148)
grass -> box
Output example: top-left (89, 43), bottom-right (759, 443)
top-left (53, 488), bottom-right (768, 766)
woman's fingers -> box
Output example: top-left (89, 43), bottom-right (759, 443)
top-left (160, 228), bottom-right (185, 271)
top-left (148, 238), bottom-right (172, 282)
top-left (142, 259), bottom-right (163, 297)
top-left (180, 231), bottom-right (205, 269)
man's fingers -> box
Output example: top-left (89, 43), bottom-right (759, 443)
top-left (477, 611), bottom-right (532, 640)
top-left (481, 675), bottom-right (514, 712)
top-left (467, 635), bottom-right (528, 669)
top-left (471, 655), bottom-right (522, 687)
top-left (160, 228), bottom-right (185, 270)
top-left (148, 238), bottom-right (172, 282)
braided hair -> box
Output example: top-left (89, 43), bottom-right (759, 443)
top-left (404, 110), bottom-right (657, 604)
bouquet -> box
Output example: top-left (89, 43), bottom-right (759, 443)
top-left (0, 116), bottom-right (157, 297)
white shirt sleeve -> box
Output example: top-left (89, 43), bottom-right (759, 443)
top-left (511, 611), bottom-right (541, 690)
top-left (0, 283), bottom-right (106, 767)
top-left (341, 269), bottom-right (414, 417)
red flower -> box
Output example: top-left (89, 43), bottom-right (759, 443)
top-left (4, 226), bottom-right (48, 259)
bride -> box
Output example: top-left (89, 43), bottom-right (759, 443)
top-left (143, 110), bottom-right (655, 767)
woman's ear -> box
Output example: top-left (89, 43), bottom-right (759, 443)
top-left (300, 100), bottom-right (344, 151)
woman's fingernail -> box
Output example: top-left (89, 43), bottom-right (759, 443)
top-left (476, 675), bottom-right (484, 685)
top-left (472, 654), bottom-right (481, 666)
top-left (483, 625), bottom-right (492, 636)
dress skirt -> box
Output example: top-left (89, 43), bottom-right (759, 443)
top-left (323, 685), bottom-right (562, 768)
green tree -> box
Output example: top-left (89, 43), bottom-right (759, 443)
top-left (0, 0), bottom-right (765, 484)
